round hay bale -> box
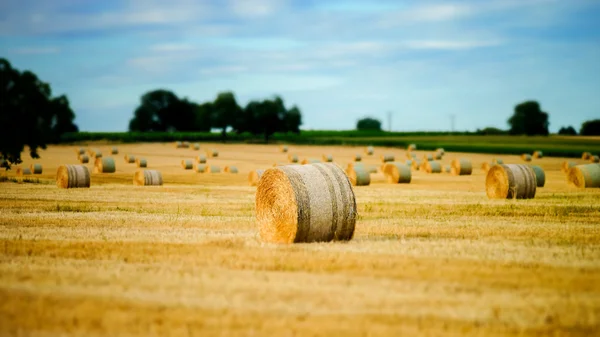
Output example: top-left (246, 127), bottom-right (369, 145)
top-left (195, 164), bottom-right (207, 173)
top-left (411, 159), bottom-right (421, 171)
top-left (322, 154), bottom-right (334, 162)
top-left (76, 148), bottom-right (85, 155)
top-left (256, 163), bottom-right (357, 244)
top-left (196, 155), bottom-right (207, 164)
top-left (345, 166), bottom-right (371, 186)
top-left (561, 161), bottom-right (576, 173)
top-left (111, 147), bottom-right (119, 155)
top-left (407, 144), bottom-right (417, 151)
top-left (436, 148), bottom-right (445, 155)
top-left (175, 141), bottom-right (183, 148)
top-left (381, 154), bottom-right (395, 163)
top-left (434, 152), bottom-right (442, 160)
top-left (451, 159), bottom-right (472, 176)
top-left (365, 146), bottom-right (374, 155)
top-left (521, 154), bottom-right (532, 162)
top-left (383, 162), bottom-right (412, 184)
top-left (224, 166), bottom-right (238, 174)
top-left (206, 149), bottom-right (218, 157)
top-left (425, 161), bottom-right (442, 173)
top-left (249, 169), bottom-right (265, 186)
top-left (193, 143), bottom-right (200, 150)
top-left (94, 157), bottom-right (116, 173)
top-left (492, 158), bottom-right (504, 165)
top-left (207, 165), bottom-right (221, 173)
top-left (90, 149), bottom-right (102, 158)
top-left (591, 155), bottom-right (600, 163)
top-left (481, 162), bottom-right (491, 173)
top-left (444, 165), bottom-right (451, 173)
top-left (348, 163), bottom-right (377, 174)
top-left (568, 164), bottom-right (600, 188)
top-left (56, 165), bottom-right (90, 189)
top-left (136, 158), bottom-right (147, 168)
top-left (280, 145), bottom-right (288, 153)
top-left (133, 170), bottom-right (163, 186)
top-left (302, 158), bottom-right (321, 165)
top-left (124, 154), bottom-right (135, 164)
top-left (30, 164), bottom-right (42, 174)
top-left (16, 167), bottom-right (32, 176)
top-left (486, 164), bottom-right (537, 199)
top-left (533, 151), bottom-right (543, 159)
top-left (582, 152), bottom-right (592, 160)
top-left (79, 155), bottom-right (89, 164)
top-left (423, 154), bottom-right (433, 162)
top-left (529, 165), bottom-right (546, 187)
top-left (288, 154), bottom-right (299, 163)
top-left (181, 160), bottom-right (193, 170)
top-left (354, 154), bottom-right (362, 162)
top-left (182, 141), bottom-right (190, 148)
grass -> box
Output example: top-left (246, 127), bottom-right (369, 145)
top-left (0, 143), bottom-right (599, 336)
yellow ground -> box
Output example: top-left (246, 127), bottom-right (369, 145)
top-left (1, 143), bottom-right (599, 336)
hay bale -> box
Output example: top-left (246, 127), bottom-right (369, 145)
top-left (529, 165), bottom-right (546, 187)
top-left (56, 165), bottom-right (90, 189)
top-left (582, 152), bottom-right (592, 160)
top-left (521, 154), bottom-right (532, 162)
top-left (407, 144), bottom-right (417, 151)
top-left (194, 155), bottom-right (207, 164)
top-left (322, 154), bottom-right (334, 162)
top-left (568, 164), bottom-right (600, 188)
top-left (411, 159), bottom-right (421, 171)
top-left (124, 154), bottom-right (135, 164)
top-left (111, 147), bottom-right (119, 155)
top-left (224, 166), bottom-right (238, 174)
top-left (533, 151), bottom-right (543, 159)
top-left (207, 165), bottom-right (221, 173)
top-left (591, 155), bottom-right (600, 163)
top-left (345, 165), bottom-right (371, 186)
top-left (381, 154), bottom-right (395, 163)
top-left (89, 149), bottom-right (102, 158)
top-left (486, 164), bottom-right (537, 199)
top-left (481, 162), bottom-right (491, 173)
top-left (302, 158), bottom-right (321, 165)
top-left (354, 154), bottom-right (362, 162)
top-left (182, 141), bottom-right (190, 148)
top-left (256, 163), bottom-right (357, 244)
top-left (206, 149), bottom-right (218, 157)
top-left (383, 162), bottom-right (412, 184)
top-left (365, 146), bottom-right (374, 155)
top-left (194, 164), bottom-right (207, 173)
top-left (436, 148), bottom-right (445, 155)
top-left (492, 158), bottom-right (504, 165)
top-left (280, 145), bottom-right (288, 153)
top-left (288, 154), bottom-right (299, 163)
top-left (193, 143), bottom-right (200, 150)
top-left (434, 152), bottom-right (442, 160)
top-left (444, 165), bottom-right (451, 173)
top-left (249, 169), bottom-right (265, 186)
top-left (348, 163), bottom-right (377, 174)
top-left (136, 158), bottom-right (147, 168)
top-left (133, 170), bottom-right (163, 186)
top-left (16, 167), bottom-right (32, 176)
top-left (94, 157), bottom-right (116, 173)
top-left (79, 155), bottom-right (89, 164)
top-left (175, 141), bottom-right (183, 148)
top-left (30, 164), bottom-right (42, 174)
top-left (76, 148), bottom-right (85, 155)
top-left (425, 161), bottom-right (442, 173)
top-left (561, 161), bottom-right (576, 173)
top-left (451, 159), bottom-right (472, 176)
top-left (181, 160), bottom-right (193, 170)
top-left (423, 154), bottom-right (433, 162)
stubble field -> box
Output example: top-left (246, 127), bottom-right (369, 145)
top-left (1, 143), bottom-right (599, 336)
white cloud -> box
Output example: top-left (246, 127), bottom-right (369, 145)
top-left (228, 0), bottom-right (287, 18)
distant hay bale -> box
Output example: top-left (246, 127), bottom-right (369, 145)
top-left (249, 169), bottom-right (265, 186)
top-left (423, 154), bottom-right (433, 162)
top-left (195, 155), bottom-right (207, 164)
top-left (561, 161), bottom-right (576, 173)
top-left (407, 144), bottom-right (417, 151)
top-left (207, 165), bottom-right (221, 173)
top-left (434, 152), bottom-right (442, 160)
top-left (133, 170), bottom-right (163, 186)
top-left (354, 154), bottom-right (362, 162)
top-left (76, 148), bottom-right (85, 155)
top-left (94, 157), bottom-right (116, 173)
top-left (486, 164), bottom-right (537, 199)
top-left (193, 143), bottom-right (200, 150)
top-left (111, 147), bottom-right (118, 155)
top-left (124, 154), bottom-right (135, 164)
top-left (444, 165), bottom-right (451, 173)
top-left (521, 154), bottom-right (532, 162)
top-left (481, 162), bottom-right (491, 173)
top-left (224, 166), bottom-right (238, 173)
top-left (529, 165), bottom-right (546, 187)
top-left (30, 164), bottom-right (42, 174)
top-left (280, 145), bottom-right (288, 153)
top-left (451, 159), bottom-right (472, 176)
top-left (365, 146), bottom-right (374, 155)
top-left (136, 158), bottom-right (147, 168)
top-left (256, 163), bottom-right (357, 244)
top-left (175, 141), bottom-right (183, 148)
top-left (533, 151), bottom-right (543, 159)
top-left (322, 154), bottom-right (334, 162)
top-left (194, 164), bottom-right (207, 173)
top-left (89, 148), bottom-right (102, 158)
top-left (206, 149), bottom-right (218, 157)
top-left (56, 165), bottom-right (90, 189)
top-left (436, 148), bottom-right (445, 155)
top-left (591, 155), bottom-right (600, 163)
top-left (381, 154), bottom-right (395, 163)
top-left (568, 164), bottom-right (600, 188)
top-left (302, 158), bottom-right (321, 165)
top-left (79, 155), bottom-right (89, 164)
top-left (16, 167), bottom-right (32, 176)
top-left (492, 158), bottom-right (504, 165)
top-left (411, 159), bottom-right (421, 171)
top-left (288, 154), bottom-right (299, 163)
top-left (582, 152), bottom-right (592, 160)
top-left (425, 160), bottom-right (442, 173)
top-left (182, 141), bottom-right (190, 148)
top-left (383, 162), bottom-right (412, 184)
top-left (348, 163), bottom-right (377, 174)
top-left (345, 165), bottom-right (371, 186)
top-left (181, 160), bottom-right (193, 170)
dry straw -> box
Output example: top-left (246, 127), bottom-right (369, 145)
top-left (529, 165), bottom-right (546, 187)
top-left (481, 162), bottom-right (491, 173)
top-left (196, 155), bottom-right (207, 164)
top-left (561, 161), bottom-right (576, 173)
top-left (181, 160), bottom-right (193, 170)
top-left (249, 169), bottom-right (265, 186)
top-left (16, 167), bottom-right (32, 176)
top-left (206, 149), bottom-right (219, 157)
top-left (255, 163), bottom-right (357, 244)
top-left (124, 154), bottom-right (135, 163)
top-left (280, 145), bottom-right (288, 153)
top-left (288, 154), bottom-right (299, 163)
top-left (354, 154), bottom-right (362, 162)
top-left (133, 170), bottom-right (163, 186)
top-left (582, 152), bottom-right (592, 160)
top-left (56, 165), bottom-right (90, 189)
top-left (322, 154), bottom-right (334, 162)
top-left (79, 155), bottom-right (89, 164)
top-left (365, 146), bottom-right (374, 155)
top-left (405, 159), bottom-right (413, 167)
top-left (451, 158), bottom-right (472, 175)
top-left (383, 162), bottom-right (412, 184)
top-left (94, 157), bottom-right (116, 173)
top-left (425, 160), bottom-right (442, 173)
top-left (30, 164), bottom-right (42, 174)
top-left (111, 147), bottom-right (118, 155)
top-left (521, 154), bottom-right (532, 162)
top-left (302, 158), bottom-right (321, 165)
top-left (345, 165), bottom-right (371, 186)
top-left (568, 164), bottom-right (600, 188)
top-left (224, 166), bottom-right (238, 173)
top-left (381, 154), bottom-right (395, 163)
top-left (533, 151), bottom-right (543, 159)
top-left (136, 158), bottom-right (147, 168)
top-left (486, 164), bottom-right (537, 199)
top-left (591, 155), bottom-right (600, 163)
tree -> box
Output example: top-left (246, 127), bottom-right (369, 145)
top-left (283, 106), bottom-right (302, 134)
top-left (476, 127), bottom-right (507, 135)
top-left (194, 102), bottom-right (213, 132)
top-left (356, 117), bottom-right (382, 131)
top-left (507, 101), bottom-right (549, 136)
top-left (0, 58), bottom-right (78, 168)
top-left (128, 89), bottom-right (197, 132)
top-left (212, 91), bottom-right (242, 140)
top-left (580, 119), bottom-right (600, 136)
top-left (558, 126), bottom-right (577, 136)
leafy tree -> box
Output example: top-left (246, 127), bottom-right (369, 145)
top-left (283, 106), bottom-right (302, 134)
top-left (476, 127), bottom-right (507, 135)
top-left (212, 91), bottom-right (242, 140)
top-left (507, 101), bottom-right (549, 136)
top-left (558, 126), bottom-right (577, 136)
top-left (0, 58), bottom-right (78, 168)
top-left (356, 117), bottom-right (382, 131)
top-left (194, 102), bottom-right (213, 132)
top-left (580, 119), bottom-right (600, 136)
top-left (128, 89), bottom-right (197, 132)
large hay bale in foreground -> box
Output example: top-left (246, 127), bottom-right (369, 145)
top-left (345, 165), bottom-right (370, 186)
top-left (486, 164), bottom-right (536, 199)
top-left (280, 145), bottom-right (288, 153)
top-left (288, 154), bottom-right (299, 163)
top-left (354, 154), bottom-right (362, 162)
top-left (133, 170), bottom-right (163, 186)
top-left (136, 158), bottom-right (147, 168)
top-left (591, 155), bottom-right (600, 163)
top-left (451, 159), bottom-right (472, 176)
top-left (79, 155), bottom-right (89, 164)
top-left (568, 164), bottom-right (600, 188)
top-left (365, 146), bottom-right (374, 155)
top-left (562, 161), bottom-right (576, 173)
top-left (16, 167), bottom-right (32, 176)
top-left (249, 169), bottom-right (265, 186)
top-left (111, 147), bottom-right (119, 155)
top-left (256, 163), bottom-right (357, 244)
top-left (383, 162), bottom-right (411, 184)
top-left (521, 154), bottom-right (532, 162)
top-left (94, 157), bottom-right (116, 173)
top-left (425, 161), bottom-right (442, 173)
top-left (206, 149), bottom-right (218, 157)
top-left (30, 164), bottom-right (43, 174)
top-left (582, 152), bottom-right (592, 160)
top-left (529, 165), bottom-right (546, 187)
top-left (56, 165), bottom-right (90, 189)
top-left (381, 154), bottom-right (395, 163)
top-left (322, 154), bottom-right (333, 162)
top-left (224, 166), bottom-right (238, 173)
top-left (302, 158), bottom-right (321, 165)
top-left (533, 151), bottom-right (543, 159)
top-left (181, 160), bottom-right (193, 170)
top-left (124, 154), bottom-right (135, 163)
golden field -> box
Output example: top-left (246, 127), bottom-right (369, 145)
top-left (1, 142), bottom-right (600, 336)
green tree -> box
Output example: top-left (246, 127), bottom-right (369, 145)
top-left (507, 101), bottom-right (549, 136)
top-left (558, 126), bottom-right (577, 135)
top-left (0, 58), bottom-right (78, 168)
top-left (283, 105), bottom-right (302, 134)
top-left (128, 89), bottom-right (197, 132)
top-left (580, 119), bottom-right (600, 136)
top-left (212, 91), bottom-right (242, 140)
top-left (194, 102), bottom-right (213, 132)
top-left (356, 117), bottom-right (382, 131)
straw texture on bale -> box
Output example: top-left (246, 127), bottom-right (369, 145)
top-left (451, 159), bottom-right (473, 176)
top-left (94, 157), bottom-right (116, 173)
top-left (30, 164), bottom-right (42, 174)
top-left (562, 161), bottom-right (576, 173)
top-left (425, 161), bottom-right (442, 173)
top-left (136, 158), bottom-right (147, 168)
top-left (322, 154), bottom-right (334, 162)
top-left (280, 145), bottom-right (288, 153)
top-left (56, 165), bottom-right (90, 189)
top-left (582, 152), bottom-right (592, 160)
top-left (256, 163), bottom-right (357, 244)
top-left (411, 159), bottom-right (421, 171)
top-left (345, 166), bottom-right (371, 186)
top-left (193, 143), bottom-right (200, 150)
top-left (381, 154), bottom-right (395, 163)
top-left (485, 164), bottom-right (536, 199)
top-left (79, 155), bottom-right (89, 164)
top-left (529, 165), bottom-right (546, 187)
top-left (521, 154), bottom-right (532, 162)
top-left (568, 164), bottom-right (600, 188)
top-left (365, 146), bottom-right (374, 155)
top-left (407, 144), bottom-right (417, 151)
top-left (111, 147), bottom-right (119, 155)
top-left (591, 155), bottom-right (600, 163)
top-left (224, 166), bottom-right (238, 173)
top-left (354, 154), bottom-right (362, 162)
top-left (533, 151), bottom-right (543, 159)
top-left (195, 155), bottom-right (207, 164)
top-left (206, 149), bottom-right (218, 157)
top-left (423, 154), bottom-right (433, 162)
top-left (16, 167), bottom-right (32, 176)
top-left (133, 170), bottom-right (163, 186)
top-left (249, 169), bottom-right (265, 186)
top-left (288, 154), bottom-right (299, 163)
top-left (383, 162), bottom-right (412, 184)
top-left (181, 160), bottom-right (193, 170)
top-left (302, 158), bottom-right (321, 165)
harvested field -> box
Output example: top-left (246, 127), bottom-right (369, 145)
top-left (1, 142), bottom-right (600, 336)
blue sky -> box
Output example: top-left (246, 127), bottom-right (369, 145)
top-left (1, 0), bottom-right (599, 132)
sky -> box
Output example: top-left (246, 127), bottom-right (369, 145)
top-left (1, 0), bottom-right (600, 132)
